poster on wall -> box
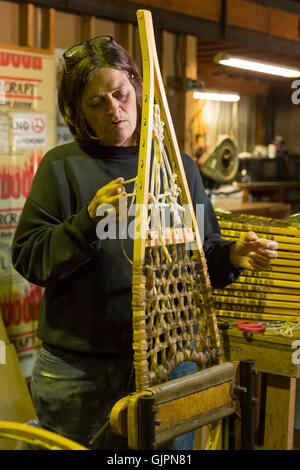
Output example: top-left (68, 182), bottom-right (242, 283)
top-left (0, 47), bottom-right (56, 378)
top-left (12, 112), bottom-right (47, 150)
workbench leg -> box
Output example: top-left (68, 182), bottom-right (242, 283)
top-left (264, 375), bottom-right (296, 450)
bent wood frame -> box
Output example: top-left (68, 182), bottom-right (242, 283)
top-left (0, 421), bottom-right (87, 450)
top-left (110, 10), bottom-right (236, 451)
top-left (132, 9), bottom-right (221, 393)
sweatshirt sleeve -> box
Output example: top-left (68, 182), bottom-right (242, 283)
top-left (11, 151), bottom-right (99, 287)
top-left (183, 154), bottom-right (243, 288)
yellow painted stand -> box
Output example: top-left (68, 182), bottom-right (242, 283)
top-left (221, 327), bottom-right (300, 449)
top-left (0, 421), bottom-right (87, 450)
top-left (0, 315), bottom-right (37, 450)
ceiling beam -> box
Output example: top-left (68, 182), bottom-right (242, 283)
top-left (7, 0), bottom-right (300, 59)
top-left (248, 0), bottom-right (300, 15)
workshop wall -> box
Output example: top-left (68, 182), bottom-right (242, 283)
top-left (0, 1), bottom-right (18, 45)
top-left (273, 82), bottom-right (300, 156)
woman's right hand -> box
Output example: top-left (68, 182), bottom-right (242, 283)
top-left (87, 177), bottom-right (127, 224)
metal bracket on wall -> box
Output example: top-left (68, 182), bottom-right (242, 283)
top-left (166, 77), bottom-right (205, 92)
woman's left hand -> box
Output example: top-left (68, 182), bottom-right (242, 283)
top-left (229, 231), bottom-right (278, 271)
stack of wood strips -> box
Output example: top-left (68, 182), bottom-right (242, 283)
top-left (213, 210), bottom-right (300, 323)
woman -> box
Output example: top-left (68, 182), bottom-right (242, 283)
top-left (12, 36), bottom-right (278, 450)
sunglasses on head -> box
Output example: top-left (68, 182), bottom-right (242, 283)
top-left (63, 36), bottom-right (114, 73)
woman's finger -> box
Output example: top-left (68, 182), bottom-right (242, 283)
top-left (96, 177), bottom-right (125, 197)
top-left (256, 239), bottom-right (279, 251)
top-left (251, 248), bottom-right (278, 259)
top-left (249, 258), bottom-right (271, 270)
top-left (242, 231), bottom-right (259, 243)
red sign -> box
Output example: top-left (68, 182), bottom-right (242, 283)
top-left (0, 52), bottom-right (42, 70)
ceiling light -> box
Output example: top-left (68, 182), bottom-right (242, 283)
top-left (215, 53), bottom-right (300, 78)
top-left (193, 91), bottom-right (240, 102)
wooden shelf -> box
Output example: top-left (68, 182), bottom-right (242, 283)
top-left (236, 181), bottom-right (300, 214)
top-left (215, 201), bottom-right (291, 219)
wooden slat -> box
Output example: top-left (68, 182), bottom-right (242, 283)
top-left (218, 220), bottom-right (300, 237)
top-left (221, 330), bottom-right (300, 377)
top-left (224, 281), bottom-right (300, 295)
top-left (214, 288), bottom-right (300, 303)
top-left (41, 8), bottom-right (55, 52)
top-left (216, 309), bottom-right (296, 322)
top-left (127, 0), bottom-right (222, 22)
top-left (228, 0), bottom-right (300, 43)
top-left (222, 236), bottom-right (300, 259)
top-left (156, 381), bottom-right (232, 429)
top-left (264, 376), bottom-right (296, 449)
top-left (115, 23), bottom-right (134, 57)
top-left (269, 7), bottom-right (300, 42)
top-left (0, 42), bottom-right (53, 55)
top-left (145, 227), bottom-right (195, 247)
top-left (272, 258), bottom-right (300, 267)
top-left (18, 3), bottom-right (34, 48)
top-left (215, 303), bottom-right (300, 317)
top-left (230, 281), bottom-right (300, 295)
top-left (277, 251), bottom-right (300, 260)
top-left (235, 275), bottom-right (300, 290)
top-left (183, 35), bottom-right (197, 155)
top-left (256, 95), bottom-right (267, 145)
top-left (221, 232), bottom-right (300, 249)
top-left (267, 265), bottom-right (300, 275)
top-left (128, 0), bottom-right (300, 45)
top-left (227, 0), bottom-right (269, 34)
top-left (80, 15), bottom-right (95, 42)
top-left (242, 270), bottom-right (300, 282)
top-left (9, 0), bottom-right (300, 56)
top-left (214, 294), bottom-right (300, 312)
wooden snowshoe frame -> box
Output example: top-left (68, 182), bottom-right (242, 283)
top-left (110, 10), bottom-right (240, 450)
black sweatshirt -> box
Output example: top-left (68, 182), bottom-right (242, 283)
top-left (11, 141), bottom-right (241, 358)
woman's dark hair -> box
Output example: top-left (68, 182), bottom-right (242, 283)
top-left (58, 39), bottom-right (143, 145)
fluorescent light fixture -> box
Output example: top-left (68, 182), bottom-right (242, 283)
top-left (193, 91), bottom-right (240, 102)
top-left (216, 53), bottom-right (300, 78)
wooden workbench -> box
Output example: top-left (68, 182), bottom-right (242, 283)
top-left (215, 201), bottom-right (291, 219)
top-left (237, 181), bottom-right (300, 213)
top-left (220, 327), bottom-right (300, 450)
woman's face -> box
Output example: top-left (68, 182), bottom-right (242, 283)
top-left (80, 67), bottom-right (137, 147)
